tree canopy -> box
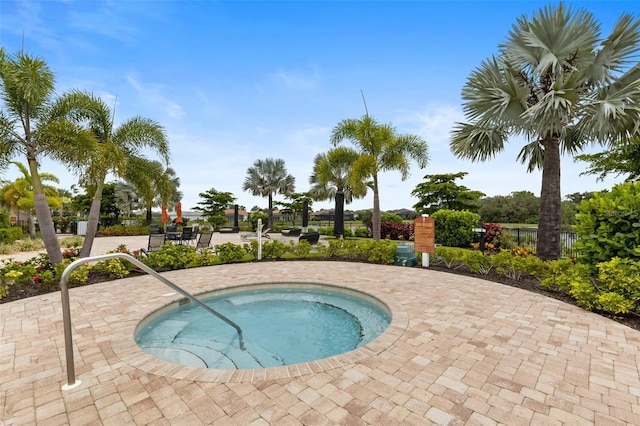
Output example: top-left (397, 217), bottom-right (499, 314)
top-left (449, 3), bottom-right (640, 260)
top-left (193, 188), bottom-right (236, 230)
top-left (576, 136), bottom-right (640, 182)
top-left (242, 158), bottom-right (295, 230)
top-left (411, 172), bottom-right (485, 215)
top-left (331, 113), bottom-right (429, 240)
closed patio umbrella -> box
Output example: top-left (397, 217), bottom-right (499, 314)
top-left (176, 202), bottom-right (183, 224)
top-left (161, 205), bottom-right (169, 224)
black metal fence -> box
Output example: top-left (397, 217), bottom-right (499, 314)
top-left (502, 227), bottom-right (579, 258)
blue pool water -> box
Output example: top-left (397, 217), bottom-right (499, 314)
top-left (135, 285), bottom-right (391, 369)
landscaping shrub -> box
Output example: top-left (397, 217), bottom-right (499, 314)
top-left (317, 227), bottom-right (334, 236)
top-left (354, 227), bottom-right (370, 238)
top-left (245, 239), bottom-right (293, 259)
top-left (541, 257), bottom-right (640, 314)
top-left (362, 239), bottom-right (397, 264)
top-left (492, 249), bottom-right (546, 280)
top-left (458, 250), bottom-right (494, 275)
top-left (321, 239), bottom-right (361, 260)
top-left (434, 246), bottom-right (548, 280)
top-left (319, 239), bottom-right (397, 264)
top-left (380, 213), bottom-right (403, 223)
top-left (0, 210), bottom-right (10, 228)
top-left (434, 246), bottom-right (467, 269)
top-left (96, 225), bottom-right (150, 236)
top-left (573, 182), bottom-right (640, 268)
top-left (248, 212), bottom-right (268, 231)
top-left (431, 209), bottom-right (480, 248)
top-left (214, 242), bottom-right (247, 263)
top-left (293, 240), bottom-right (312, 257)
top-left (11, 238), bottom-right (45, 253)
top-left (380, 222), bottom-right (413, 240)
top-left (484, 222), bottom-right (503, 245)
top-left (141, 243), bottom-right (219, 270)
top-left (0, 227), bottom-right (25, 244)
top-left (60, 236), bottom-right (84, 248)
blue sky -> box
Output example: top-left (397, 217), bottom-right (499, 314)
top-left (1, 0), bottom-right (638, 213)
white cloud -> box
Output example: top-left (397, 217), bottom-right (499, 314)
top-left (271, 66), bottom-right (321, 91)
top-left (125, 74), bottom-right (186, 120)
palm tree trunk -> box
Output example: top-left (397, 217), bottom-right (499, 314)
top-left (80, 179), bottom-right (104, 258)
top-left (334, 191), bottom-right (345, 238)
top-left (267, 194), bottom-right (273, 230)
top-left (28, 157), bottom-right (63, 264)
top-left (372, 175), bottom-right (381, 241)
top-left (536, 136), bottom-right (562, 260)
top-left (27, 213), bottom-right (35, 240)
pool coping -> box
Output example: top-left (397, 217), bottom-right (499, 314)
top-left (115, 280), bottom-right (409, 383)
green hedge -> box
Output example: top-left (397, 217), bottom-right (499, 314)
top-left (573, 182), bottom-right (640, 268)
top-left (431, 209), bottom-right (480, 248)
top-left (0, 227), bottom-right (25, 244)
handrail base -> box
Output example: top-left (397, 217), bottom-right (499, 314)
top-left (62, 380), bottom-right (82, 391)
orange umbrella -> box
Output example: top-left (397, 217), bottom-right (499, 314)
top-left (175, 202), bottom-right (183, 224)
top-left (161, 205), bottom-right (169, 223)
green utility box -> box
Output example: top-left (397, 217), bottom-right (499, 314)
top-left (394, 245), bottom-right (418, 267)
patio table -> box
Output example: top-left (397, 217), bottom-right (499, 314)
top-left (166, 231), bottom-right (183, 244)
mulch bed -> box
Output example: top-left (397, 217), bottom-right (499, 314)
top-left (426, 263), bottom-right (640, 332)
top-left (2, 261), bottom-right (639, 332)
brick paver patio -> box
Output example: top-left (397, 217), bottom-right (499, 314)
top-left (1, 238), bottom-right (640, 424)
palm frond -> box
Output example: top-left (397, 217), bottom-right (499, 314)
top-left (450, 122), bottom-right (508, 162)
top-left (516, 140), bottom-right (545, 172)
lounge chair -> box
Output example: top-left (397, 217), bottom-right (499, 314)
top-left (281, 228), bottom-right (302, 237)
top-left (241, 228), bottom-right (271, 241)
top-left (299, 232), bottom-right (320, 246)
top-left (141, 233), bottom-right (166, 257)
top-left (219, 226), bottom-right (239, 233)
top-left (179, 227), bottom-right (195, 245)
top-left (195, 231), bottom-right (215, 252)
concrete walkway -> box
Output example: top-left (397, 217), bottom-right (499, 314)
top-left (0, 232), bottom-right (270, 263)
top-left (1, 237), bottom-right (640, 424)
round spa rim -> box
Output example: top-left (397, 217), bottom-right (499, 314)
top-left (125, 281), bottom-right (409, 381)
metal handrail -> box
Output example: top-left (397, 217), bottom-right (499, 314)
top-left (60, 253), bottom-right (245, 390)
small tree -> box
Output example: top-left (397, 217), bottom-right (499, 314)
top-left (242, 158), bottom-right (295, 230)
top-left (576, 136), bottom-right (640, 182)
top-left (0, 162), bottom-right (63, 239)
top-left (411, 172), bottom-right (485, 215)
top-left (278, 192), bottom-right (313, 226)
top-left (193, 188), bottom-right (236, 230)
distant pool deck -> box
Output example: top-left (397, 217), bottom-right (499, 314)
top-left (1, 235), bottom-right (640, 424)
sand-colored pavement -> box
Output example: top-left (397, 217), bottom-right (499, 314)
top-left (1, 235), bottom-right (640, 425)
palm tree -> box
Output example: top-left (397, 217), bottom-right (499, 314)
top-left (114, 181), bottom-right (141, 218)
top-left (125, 158), bottom-right (174, 225)
top-left (450, 4), bottom-right (640, 260)
top-left (331, 115), bottom-right (429, 241)
top-left (242, 158), bottom-right (296, 230)
top-left (0, 162), bottom-right (62, 238)
top-left (164, 166), bottom-right (183, 213)
top-left (309, 147), bottom-right (366, 238)
top-left (0, 50), bottom-right (94, 263)
top-left (51, 90), bottom-right (170, 257)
